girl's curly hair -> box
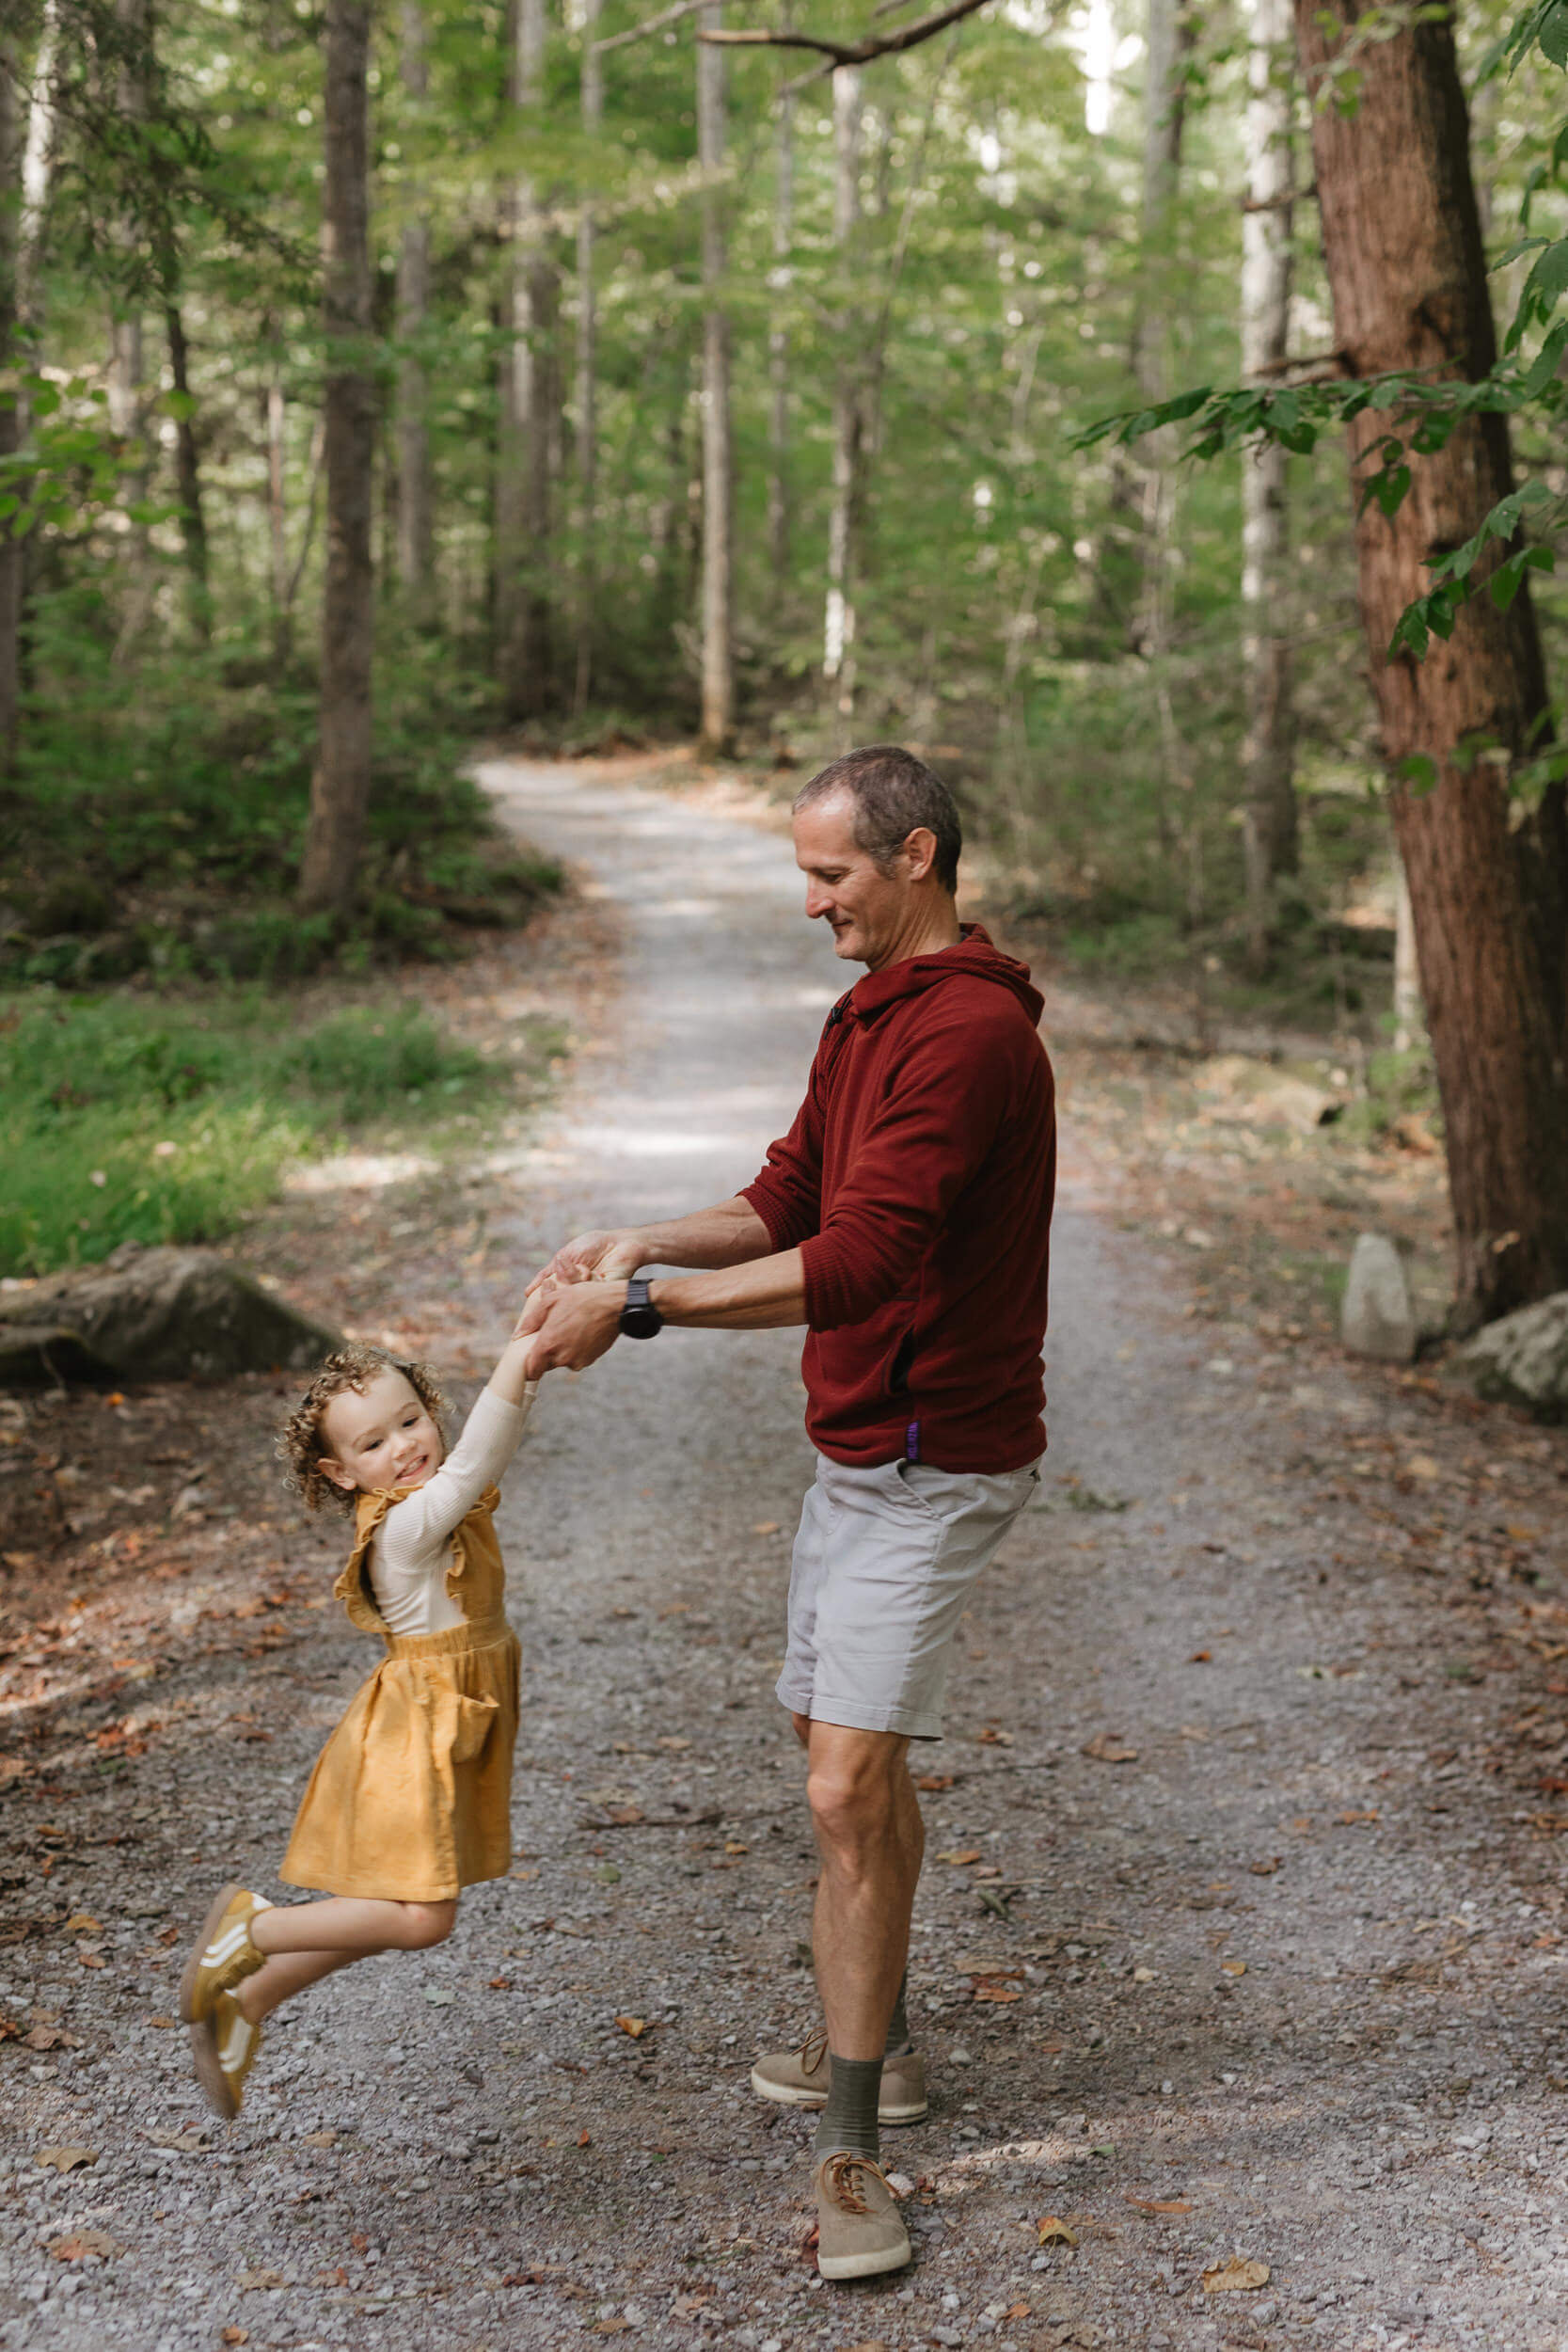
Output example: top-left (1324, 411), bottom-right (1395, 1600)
top-left (278, 1344), bottom-right (448, 1517)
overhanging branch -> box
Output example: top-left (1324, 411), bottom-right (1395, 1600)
top-left (698, 0), bottom-right (990, 70)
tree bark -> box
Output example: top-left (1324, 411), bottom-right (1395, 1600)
top-left (574, 0), bottom-right (603, 715)
top-left (109, 0), bottom-right (152, 657)
top-left (497, 0), bottom-right (555, 720)
top-left (1240, 0), bottom-right (1296, 970)
top-left (1296, 0), bottom-right (1568, 1322)
top-left (395, 0), bottom-right (436, 627)
top-left (164, 301), bottom-right (211, 644)
top-left (0, 29), bottom-right (20, 778)
top-left (768, 14), bottom-right (795, 588)
top-left (1132, 0), bottom-right (1187, 861)
top-left (821, 61), bottom-right (862, 738)
top-left (697, 0), bottom-right (733, 756)
top-left (299, 0), bottom-right (376, 916)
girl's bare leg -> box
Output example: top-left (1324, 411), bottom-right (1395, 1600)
top-left (238, 1896), bottom-right (457, 2026)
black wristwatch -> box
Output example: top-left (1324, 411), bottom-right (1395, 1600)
top-left (619, 1277), bottom-right (664, 1339)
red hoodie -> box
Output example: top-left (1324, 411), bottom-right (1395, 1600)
top-left (742, 925), bottom-right (1054, 1473)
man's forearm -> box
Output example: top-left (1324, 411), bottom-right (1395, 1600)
top-left (628, 1197), bottom-right (774, 1272)
top-left (649, 1248), bottom-right (807, 1331)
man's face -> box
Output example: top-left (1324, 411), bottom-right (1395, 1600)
top-left (793, 791), bottom-right (913, 968)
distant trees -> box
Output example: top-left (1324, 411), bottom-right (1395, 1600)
top-left (298, 0), bottom-right (375, 916)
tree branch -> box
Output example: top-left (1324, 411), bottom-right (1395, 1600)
top-left (593, 0), bottom-right (714, 56)
top-left (699, 0), bottom-right (989, 70)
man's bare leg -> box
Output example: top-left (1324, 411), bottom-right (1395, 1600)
top-left (800, 1717), bottom-right (925, 2061)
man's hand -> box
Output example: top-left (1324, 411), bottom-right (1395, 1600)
top-left (525, 1229), bottom-right (646, 1295)
top-left (523, 1280), bottom-right (625, 1375)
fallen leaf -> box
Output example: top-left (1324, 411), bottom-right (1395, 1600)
top-left (48, 2231), bottom-right (117, 2262)
top-left (937, 1848), bottom-right (982, 1866)
top-left (1336, 1808), bottom-right (1379, 1826)
top-left (238, 2267), bottom-right (287, 2291)
top-left (1202, 2256), bottom-right (1270, 2293)
top-left (915, 1772), bottom-right (955, 1791)
top-left (974, 1724), bottom-right (1014, 1746)
top-left (62, 1913), bottom-right (101, 1934)
top-left (302, 2130), bottom-right (338, 2149)
top-left (1403, 1453), bottom-right (1441, 1479)
top-left (220, 2330), bottom-right (248, 2346)
top-left (1221, 1959), bottom-right (1247, 1977)
top-left (1124, 2194), bottom-right (1192, 2216)
top-left (751, 1521), bottom-right (782, 1536)
top-left (1037, 2034), bottom-right (1065, 2053)
top-left (974, 1983), bottom-right (1022, 2003)
top-left (607, 1805), bottom-right (643, 1826)
top-left (1189, 1650), bottom-right (1212, 1663)
top-left (76, 1950), bottom-right (105, 1969)
top-left (589, 2323), bottom-right (631, 2337)
top-left (1082, 1733), bottom-right (1139, 1764)
top-left (1249, 1858), bottom-right (1280, 1877)
top-left (36, 2146), bottom-right (96, 2172)
top-left (148, 2128), bottom-right (209, 2153)
top-left (24, 2025), bottom-right (80, 2051)
top-left (146, 2013), bottom-right (180, 2029)
top-left (1180, 1724), bottom-right (1211, 1741)
top-left (614, 2015), bottom-right (648, 2039)
top-left (657, 1736), bottom-right (691, 1751)
top-left (1036, 2216), bottom-right (1080, 2248)
top-left (723, 1839), bottom-right (748, 1855)
top-left (578, 2127), bottom-right (592, 2147)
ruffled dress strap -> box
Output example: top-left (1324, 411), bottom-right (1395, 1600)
top-left (444, 1484), bottom-right (502, 1613)
top-left (334, 1488), bottom-right (403, 1634)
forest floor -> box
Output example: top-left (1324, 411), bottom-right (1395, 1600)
top-left (2, 752), bottom-right (1567, 2352)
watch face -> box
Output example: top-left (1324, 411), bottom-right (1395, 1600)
top-left (621, 1304), bottom-right (662, 1339)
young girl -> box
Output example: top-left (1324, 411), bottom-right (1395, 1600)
top-left (179, 1322), bottom-right (542, 2117)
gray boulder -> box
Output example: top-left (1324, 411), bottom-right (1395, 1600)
top-left (1341, 1232), bottom-right (1418, 1364)
top-left (1456, 1291), bottom-right (1568, 1422)
top-left (0, 1245), bottom-right (341, 1386)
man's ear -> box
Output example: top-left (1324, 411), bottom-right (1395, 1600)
top-left (318, 1455), bottom-right (357, 1494)
top-left (903, 825), bottom-right (938, 883)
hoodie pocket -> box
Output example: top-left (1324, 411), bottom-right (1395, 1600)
top-left (884, 1327), bottom-right (917, 1397)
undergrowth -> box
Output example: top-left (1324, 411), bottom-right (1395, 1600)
top-left (0, 991), bottom-right (560, 1276)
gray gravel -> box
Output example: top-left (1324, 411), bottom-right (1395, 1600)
top-left (4, 754), bottom-right (1568, 2352)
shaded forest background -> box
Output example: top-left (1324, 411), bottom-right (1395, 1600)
top-left (2, 0), bottom-right (1567, 1328)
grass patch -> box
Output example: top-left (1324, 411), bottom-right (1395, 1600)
top-left (0, 990), bottom-right (557, 1276)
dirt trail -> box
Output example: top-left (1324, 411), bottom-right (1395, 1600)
top-left (4, 755), bottom-right (1568, 2352)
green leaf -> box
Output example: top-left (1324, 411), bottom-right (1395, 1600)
top-left (1372, 464), bottom-right (1412, 517)
top-left (1397, 753), bottom-right (1438, 792)
top-left (1522, 318), bottom-right (1568, 400)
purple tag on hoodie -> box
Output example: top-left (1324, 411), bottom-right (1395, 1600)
top-left (906, 1420), bottom-right (922, 1464)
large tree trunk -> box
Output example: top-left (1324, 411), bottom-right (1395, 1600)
top-left (821, 62), bottom-right (862, 739)
top-left (299, 0), bottom-right (376, 916)
top-left (1132, 0), bottom-right (1188, 875)
top-left (165, 302), bottom-right (211, 644)
top-left (109, 0), bottom-right (153, 659)
top-left (0, 30), bottom-right (21, 779)
top-left (1239, 0), bottom-right (1296, 970)
top-left (696, 1), bottom-right (732, 756)
top-left (767, 19), bottom-right (795, 589)
top-left (574, 0), bottom-right (602, 715)
top-left (497, 0), bottom-right (555, 720)
top-left (1296, 0), bottom-right (1568, 1322)
top-left (395, 1), bottom-right (436, 628)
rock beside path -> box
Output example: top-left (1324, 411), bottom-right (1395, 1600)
top-left (1341, 1232), bottom-right (1418, 1363)
top-left (0, 1244), bottom-right (341, 1385)
top-left (1456, 1289), bottom-right (1568, 1420)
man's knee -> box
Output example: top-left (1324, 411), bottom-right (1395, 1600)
top-left (806, 1732), bottom-right (908, 1850)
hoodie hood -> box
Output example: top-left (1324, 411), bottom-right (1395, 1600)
top-left (846, 923), bottom-right (1043, 1028)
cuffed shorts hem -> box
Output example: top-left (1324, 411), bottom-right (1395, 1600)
top-left (774, 1676), bottom-right (942, 1741)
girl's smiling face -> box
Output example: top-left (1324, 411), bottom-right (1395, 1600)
top-left (318, 1369), bottom-right (444, 1497)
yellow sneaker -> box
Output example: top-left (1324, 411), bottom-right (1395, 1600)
top-left (189, 1991), bottom-right (262, 2120)
top-left (179, 1884), bottom-right (272, 2024)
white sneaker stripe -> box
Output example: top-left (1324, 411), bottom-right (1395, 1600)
top-left (219, 2016), bottom-right (254, 2072)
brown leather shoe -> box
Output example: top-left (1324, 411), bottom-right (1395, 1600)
top-left (751, 2027), bottom-right (927, 2122)
top-left (813, 2151), bottom-right (912, 2280)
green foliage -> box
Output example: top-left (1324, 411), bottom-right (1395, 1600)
top-left (0, 990), bottom-right (531, 1276)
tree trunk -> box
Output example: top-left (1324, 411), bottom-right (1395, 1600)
top-left (1240, 0), bottom-right (1296, 971)
top-left (497, 0), bottom-right (555, 721)
top-left (1296, 0), bottom-right (1568, 1322)
top-left (299, 0), bottom-right (376, 916)
top-left (1132, 0), bottom-right (1186, 857)
top-left (395, 1), bottom-right (436, 628)
top-left (696, 1), bottom-right (732, 756)
top-left (267, 367), bottom-right (291, 670)
top-left (821, 62), bottom-right (862, 739)
top-left (0, 31), bottom-right (20, 778)
top-left (1392, 848), bottom-right (1420, 1054)
top-left (109, 0), bottom-right (152, 656)
top-left (767, 17), bottom-right (795, 589)
top-left (574, 0), bottom-right (603, 715)
top-left (164, 302), bottom-right (211, 644)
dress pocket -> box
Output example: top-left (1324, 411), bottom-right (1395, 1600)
top-left (434, 1686), bottom-right (500, 1766)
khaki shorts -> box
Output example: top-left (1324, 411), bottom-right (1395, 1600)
top-left (776, 1451), bottom-right (1041, 1741)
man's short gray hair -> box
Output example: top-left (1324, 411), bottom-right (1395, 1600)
top-left (792, 744), bottom-right (962, 895)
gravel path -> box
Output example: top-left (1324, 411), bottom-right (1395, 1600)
top-left (6, 755), bottom-right (1568, 2352)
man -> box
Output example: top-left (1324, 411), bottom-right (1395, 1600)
top-left (523, 744), bottom-right (1055, 2280)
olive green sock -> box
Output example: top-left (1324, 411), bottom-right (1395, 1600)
top-left (885, 1967), bottom-right (911, 2058)
top-left (814, 2052), bottom-right (882, 2165)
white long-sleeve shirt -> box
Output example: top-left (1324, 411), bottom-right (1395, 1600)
top-left (367, 1383), bottom-right (536, 1637)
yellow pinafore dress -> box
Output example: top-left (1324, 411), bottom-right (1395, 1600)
top-left (280, 1484), bottom-right (520, 1902)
